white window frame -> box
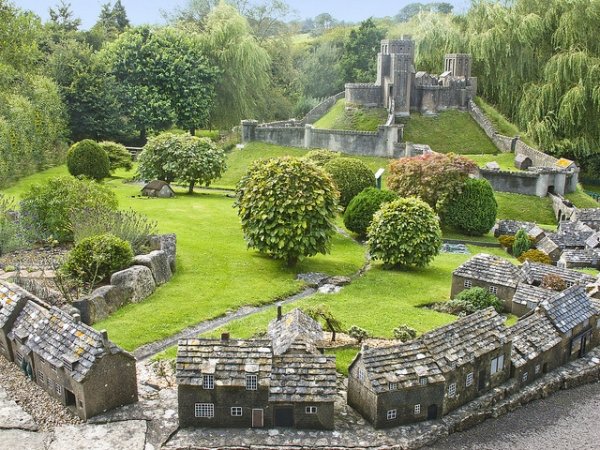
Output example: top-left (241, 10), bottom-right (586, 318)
top-left (386, 409), bottom-right (397, 420)
top-left (202, 374), bottom-right (214, 390)
top-left (358, 369), bottom-right (365, 381)
top-left (465, 372), bottom-right (473, 387)
top-left (522, 372), bottom-right (528, 383)
top-left (15, 352), bottom-right (23, 365)
top-left (489, 285), bottom-right (498, 295)
top-left (464, 279), bottom-right (472, 288)
top-left (195, 403), bottom-right (214, 418)
top-left (419, 376), bottom-right (428, 386)
top-left (230, 407), bottom-right (243, 417)
top-left (37, 371), bottom-right (44, 384)
top-left (414, 404), bottom-right (421, 415)
top-left (448, 383), bottom-right (457, 397)
top-left (389, 382), bottom-right (398, 391)
top-left (535, 364), bottom-right (541, 375)
top-left (305, 406), bottom-right (318, 414)
top-left (246, 374), bottom-right (258, 391)
top-left (566, 281), bottom-right (574, 288)
top-left (55, 384), bottom-right (62, 395)
top-left (491, 354), bottom-right (505, 375)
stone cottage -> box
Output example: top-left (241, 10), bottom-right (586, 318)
top-left (0, 281), bottom-right (138, 420)
top-left (0, 282), bottom-right (29, 361)
top-left (511, 283), bottom-right (554, 317)
top-left (141, 180), bottom-right (175, 198)
top-left (571, 208), bottom-right (600, 231)
top-left (348, 308), bottom-right (510, 428)
top-left (177, 308), bottom-right (337, 430)
top-left (519, 261), bottom-right (596, 288)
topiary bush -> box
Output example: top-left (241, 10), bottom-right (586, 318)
top-left (512, 229), bottom-right (531, 257)
top-left (343, 187), bottom-right (397, 238)
top-left (442, 178), bottom-right (497, 235)
top-left (348, 325), bottom-right (369, 343)
top-left (324, 157), bottom-right (375, 208)
top-left (236, 156), bottom-right (338, 266)
top-left (61, 233), bottom-right (133, 286)
top-left (99, 141), bottom-right (133, 172)
top-left (518, 249), bottom-right (552, 264)
top-left (20, 177), bottom-right (118, 243)
top-left (303, 149), bottom-right (341, 166)
top-left (498, 234), bottom-right (516, 249)
top-left (393, 324), bottom-right (417, 342)
top-left (67, 139), bottom-right (111, 180)
top-left (367, 197), bottom-right (442, 269)
top-left (448, 287), bottom-right (503, 314)
top-left (541, 274), bottom-right (567, 291)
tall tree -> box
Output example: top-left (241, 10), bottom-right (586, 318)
top-left (48, 0), bottom-right (81, 32)
top-left (340, 18), bottom-right (385, 83)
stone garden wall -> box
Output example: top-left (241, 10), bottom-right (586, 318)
top-left (304, 92), bottom-right (345, 124)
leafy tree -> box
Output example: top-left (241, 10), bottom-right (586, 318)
top-left (368, 197), bottom-right (442, 269)
top-left (348, 325), bottom-right (369, 343)
top-left (340, 18), bottom-right (385, 83)
top-left (323, 157), bottom-right (376, 208)
top-left (541, 274), bottom-right (567, 291)
top-left (395, 2), bottom-right (454, 22)
top-left (305, 304), bottom-right (343, 342)
top-left (100, 141), bottom-right (133, 172)
top-left (67, 139), bottom-right (110, 180)
top-left (48, 0), bottom-right (81, 33)
top-left (442, 178), bottom-right (497, 236)
top-left (138, 133), bottom-right (226, 193)
top-left (512, 229), bottom-right (531, 258)
top-left (314, 13), bottom-right (336, 33)
top-left (344, 187), bottom-right (398, 238)
top-left (235, 156), bottom-right (338, 266)
top-left (387, 153), bottom-right (478, 212)
top-left (449, 287), bottom-right (503, 314)
top-left (300, 42), bottom-right (344, 99)
top-left (393, 324), bottom-right (417, 342)
top-left (0, 194), bottom-right (24, 255)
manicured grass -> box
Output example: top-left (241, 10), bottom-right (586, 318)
top-left (1, 165), bottom-right (69, 199)
top-left (325, 347), bottom-right (359, 376)
top-left (468, 153), bottom-right (518, 171)
top-left (495, 192), bottom-right (556, 224)
top-left (441, 227), bottom-right (498, 245)
top-left (473, 97), bottom-right (537, 148)
top-left (402, 110), bottom-right (498, 155)
top-left (565, 186), bottom-right (599, 208)
top-left (314, 99), bottom-right (388, 131)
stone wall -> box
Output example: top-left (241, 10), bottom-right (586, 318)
top-left (467, 100), bottom-right (514, 153)
top-left (304, 92), bottom-right (345, 124)
top-left (514, 139), bottom-right (559, 167)
top-left (254, 126), bottom-right (305, 148)
top-left (345, 83), bottom-right (382, 108)
top-left (480, 168), bottom-right (577, 197)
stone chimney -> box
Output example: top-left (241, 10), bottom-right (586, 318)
top-left (221, 332), bottom-right (230, 341)
top-left (277, 305), bottom-right (282, 321)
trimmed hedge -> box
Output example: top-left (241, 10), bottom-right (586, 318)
top-left (303, 149), bottom-right (341, 166)
top-left (442, 178), bottom-right (497, 236)
top-left (343, 187), bottom-right (397, 237)
top-left (324, 157), bottom-right (375, 208)
top-left (100, 141), bottom-right (133, 172)
top-left (67, 139), bottom-right (110, 180)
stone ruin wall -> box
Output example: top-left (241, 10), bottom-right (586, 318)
top-left (304, 92), bottom-right (346, 124)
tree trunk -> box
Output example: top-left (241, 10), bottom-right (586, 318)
top-left (189, 127), bottom-right (196, 136)
top-left (140, 126), bottom-right (146, 143)
top-left (188, 180), bottom-right (195, 194)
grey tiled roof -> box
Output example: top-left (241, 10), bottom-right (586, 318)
top-left (585, 231), bottom-right (600, 249)
top-left (519, 261), bottom-right (596, 286)
top-left (0, 283), bottom-right (29, 329)
top-left (269, 353), bottom-right (337, 402)
top-left (573, 209), bottom-right (600, 226)
top-left (493, 220), bottom-right (535, 237)
top-left (558, 249), bottom-right (600, 266)
top-left (359, 339), bottom-right (445, 393)
top-left (176, 339), bottom-right (273, 387)
top-left (509, 313), bottom-right (562, 368)
top-left (453, 253), bottom-right (522, 288)
top-left (512, 283), bottom-right (554, 310)
top-left (422, 308), bottom-right (508, 373)
top-left (540, 286), bottom-right (598, 334)
top-left (8, 300), bottom-right (49, 344)
top-left (536, 236), bottom-right (561, 255)
top-left (267, 308), bottom-right (324, 356)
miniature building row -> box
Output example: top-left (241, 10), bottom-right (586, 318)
top-left (348, 285), bottom-right (600, 428)
top-left (0, 281), bottom-right (138, 420)
top-left (177, 308), bottom-right (337, 430)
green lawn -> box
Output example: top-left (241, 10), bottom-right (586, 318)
top-left (495, 192), bottom-right (556, 224)
top-left (565, 186), bottom-right (599, 208)
top-left (314, 99), bottom-right (388, 131)
top-left (473, 97), bottom-right (537, 148)
top-left (469, 153), bottom-right (518, 171)
top-left (402, 110), bottom-right (498, 155)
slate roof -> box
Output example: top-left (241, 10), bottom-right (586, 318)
top-left (358, 339), bottom-right (445, 393)
top-left (539, 286), bottom-right (598, 334)
top-left (267, 308), bottom-right (324, 356)
top-left (269, 353), bottom-right (337, 402)
top-left (512, 283), bottom-right (554, 310)
top-left (573, 209), bottom-right (600, 228)
top-left (528, 226), bottom-right (546, 242)
top-left (493, 220), bottom-right (535, 238)
top-left (536, 236), bottom-right (561, 256)
top-left (142, 180), bottom-right (173, 192)
top-left (558, 249), bottom-right (600, 267)
top-left (585, 231), bottom-right (600, 249)
top-left (453, 253), bottom-right (522, 288)
top-left (8, 300), bottom-right (49, 344)
top-left (509, 313), bottom-right (562, 368)
top-left (422, 308), bottom-right (508, 373)
top-left (0, 282), bottom-right (29, 329)
top-left (176, 339), bottom-right (273, 387)
top-left (519, 261), bottom-right (596, 286)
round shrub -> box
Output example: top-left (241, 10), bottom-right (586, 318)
top-left (449, 287), bottom-right (503, 314)
top-left (518, 249), bottom-right (552, 264)
top-left (348, 325), bottom-right (369, 343)
top-left (67, 139), bottom-right (110, 180)
top-left (541, 274), bottom-right (566, 291)
top-left (498, 234), bottom-right (515, 249)
top-left (20, 177), bottom-right (118, 243)
top-left (367, 197), bottom-right (442, 268)
top-left (303, 149), bottom-right (341, 166)
top-left (512, 229), bottom-right (531, 257)
top-left (100, 141), bottom-right (133, 172)
top-left (393, 324), bottom-right (417, 342)
top-left (61, 233), bottom-right (133, 285)
top-left (236, 156), bottom-right (338, 266)
top-left (324, 157), bottom-right (375, 208)
top-left (442, 178), bottom-right (497, 235)
top-left (343, 187), bottom-right (397, 237)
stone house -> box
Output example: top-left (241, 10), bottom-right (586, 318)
top-left (347, 308), bottom-right (510, 428)
top-left (519, 261), bottom-right (595, 288)
top-left (571, 208), bottom-right (600, 231)
top-left (177, 308), bottom-right (337, 430)
top-left (0, 281), bottom-right (138, 420)
top-left (141, 180), bottom-right (175, 198)
top-left (511, 283), bottom-right (554, 317)
top-left (0, 282), bottom-right (29, 361)
top-left (492, 220), bottom-right (536, 238)
top-left (451, 253), bottom-right (523, 311)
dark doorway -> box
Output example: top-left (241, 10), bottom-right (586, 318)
top-left (478, 370), bottom-right (487, 391)
top-left (542, 363), bottom-right (549, 374)
top-left (274, 406), bottom-right (294, 427)
top-left (65, 389), bottom-right (76, 407)
top-left (427, 404), bottom-right (438, 420)
top-left (252, 409), bottom-right (264, 428)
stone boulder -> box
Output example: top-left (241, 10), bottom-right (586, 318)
top-left (133, 250), bottom-right (172, 286)
top-left (110, 266), bottom-right (155, 303)
top-left (73, 285), bottom-right (133, 324)
top-left (484, 161), bottom-right (500, 171)
top-left (148, 233), bottom-right (177, 273)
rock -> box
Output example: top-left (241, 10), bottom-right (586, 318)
top-left (73, 285), bottom-right (133, 324)
top-left (327, 276), bottom-right (352, 286)
top-left (134, 250), bottom-right (172, 286)
top-left (0, 387), bottom-right (38, 431)
top-left (148, 234), bottom-right (177, 273)
top-left (484, 161), bottom-right (501, 170)
top-left (0, 430), bottom-right (48, 450)
top-left (318, 284), bottom-right (342, 294)
top-left (296, 272), bottom-right (329, 287)
top-left (49, 420), bottom-right (147, 450)
top-left (110, 266), bottom-right (155, 303)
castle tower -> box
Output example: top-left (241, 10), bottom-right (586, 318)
top-left (378, 37), bottom-right (415, 117)
top-left (444, 54), bottom-right (472, 78)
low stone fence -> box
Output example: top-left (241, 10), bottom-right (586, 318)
top-left (73, 234), bottom-right (176, 325)
top-left (480, 167), bottom-right (578, 197)
top-left (304, 92), bottom-right (345, 124)
top-left (468, 100), bottom-right (515, 153)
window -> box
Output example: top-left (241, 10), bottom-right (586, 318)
top-left (358, 369), bottom-right (365, 381)
top-left (414, 404), bottom-right (421, 415)
top-left (195, 403), bottom-right (214, 418)
top-left (566, 281), bottom-right (574, 288)
top-left (448, 383), bottom-right (457, 397)
top-left (535, 364), bottom-right (541, 375)
top-left (522, 372), bottom-right (528, 383)
top-left (491, 355), bottom-right (505, 374)
top-left (419, 377), bottom-right (428, 386)
top-left (15, 352), bottom-right (23, 365)
top-left (386, 409), bottom-right (397, 420)
top-left (246, 374), bottom-right (257, 390)
top-left (55, 384), bottom-right (62, 395)
top-left (389, 382), bottom-right (398, 391)
top-left (489, 285), bottom-right (498, 295)
top-left (305, 406), bottom-right (318, 414)
top-left (465, 372), bottom-right (473, 387)
top-left (464, 279), bottom-right (472, 288)
top-left (231, 407), bottom-right (243, 417)
top-left (202, 374), bottom-right (214, 390)
top-left (37, 371), bottom-right (44, 384)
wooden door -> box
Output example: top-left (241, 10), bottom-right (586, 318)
top-left (252, 409), bottom-right (264, 428)
top-left (427, 404), bottom-right (438, 420)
